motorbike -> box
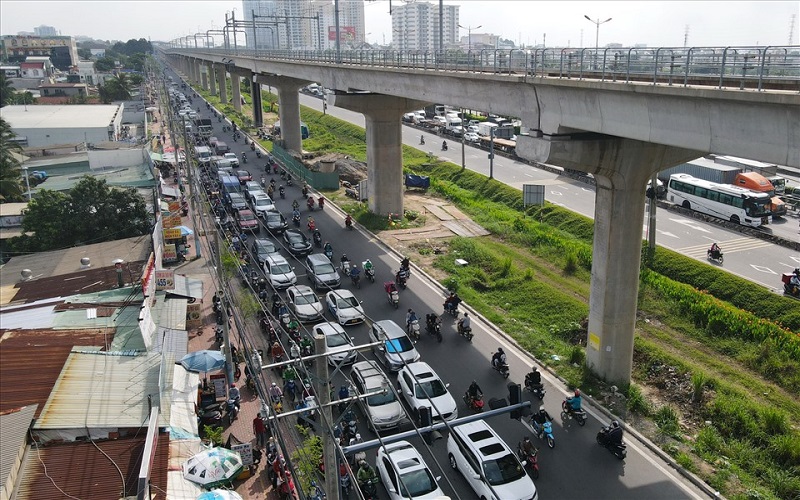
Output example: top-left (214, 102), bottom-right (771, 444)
top-left (339, 466), bottom-right (352, 496)
top-left (395, 271), bottom-right (408, 290)
top-left (242, 153), bottom-right (248, 164)
top-left (525, 379), bottom-right (546, 400)
top-left (463, 392), bottom-right (484, 412)
top-left (345, 216), bottom-right (353, 230)
top-left (286, 176), bottom-right (293, 186)
top-left (457, 319), bottom-right (473, 341)
top-left (597, 425), bottom-right (627, 459)
top-left (425, 316), bottom-right (443, 342)
top-left (351, 272), bottom-right (361, 289)
top-left (492, 358), bottom-right (510, 379)
top-left (561, 400), bottom-right (588, 426)
top-left (279, 186), bottom-right (285, 199)
top-left (441, 142), bottom-right (448, 151)
top-left (385, 283), bottom-right (400, 309)
top-left (782, 272), bottom-right (800, 298)
top-left (325, 247), bottom-right (334, 261)
top-left (284, 379), bottom-right (298, 402)
top-left (307, 197), bottom-right (315, 211)
top-left (363, 265), bottom-right (375, 283)
top-left (302, 185), bottom-right (309, 197)
top-left (517, 443), bottom-right (540, 479)
top-left (531, 418), bottom-right (556, 449)
top-left (308, 219), bottom-right (316, 232)
top-left (407, 318), bottom-right (421, 340)
top-left (339, 258), bottom-right (350, 274)
top-left (226, 397), bottom-right (240, 423)
top-left (343, 409), bottom-right (358, 437)
top-left (313, 230), bottom-right (323, 247)
top-left (198, 407), bottom-right (223, 426)
top-left (250, 142), bottom-right (256, 151)
top-left (292, 214), bottom-right (301, 227)
top-left (358, 477), bottom-right (379, 499)
top-left (256, 149), bottom-right (262, 158)
top-left (707, 248), bottom-right (724, 264)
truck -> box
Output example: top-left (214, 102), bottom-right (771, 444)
top-left (712, 155), bottom-right (786, 194)
top-left (733, 172), bottom-right (787, 216)
top-left (477, 122), bottom-right (498, 137)
top-left (494, 125), bottom-right (515, 140)
top-left (445, 115), bottom-right (463, 136)
top-left (193, 118), bottom-right (213, 140)
top-left (424, 104), bottom-right (446, 119)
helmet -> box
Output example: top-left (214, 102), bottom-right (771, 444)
top-left (271, 382), bottom-right (277, 387)
top-left (523, 436), bottom-right (531, 442)
top-left (539, 407), bottom-right (546, 414)
top-left (611, 420), bottom-right (619, 428)
top-left (574, 389), bottom-right (581, 397)
top-left (498, 347), bottom-right (504, 354)
top-left (532, 366), bottom-right (538, 372)
top-left (359, 460), bottom-right (367, 467)
top-left (352, 264), bottom-right (357, 269)
top-left (408, 308), bottom-right (412, 313)
top-left (471, 380), bottom-right (477, 385)
top-left (464, 312), bottom-right (469, 317)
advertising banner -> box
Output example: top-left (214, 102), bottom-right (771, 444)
top-left (163, 244), bottom-right (178, 263)
top-left (328, 26), bottom-right (356, 41)
top-left (163, 228), bottom-right (182, 240)
top-left (155, 270), bottom-right (175, 291)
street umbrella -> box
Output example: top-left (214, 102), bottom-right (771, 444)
top-left (177, 225), bottom-right (194, 236)
top-left (180, 350), bottom-right (225, 373)
top-left (196, 490), bottom-right (243, 500)
top-left (183, 447), bottom-right (244, 489)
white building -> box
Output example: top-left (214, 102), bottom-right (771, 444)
top-left (391, 1), bottom-right (459, 52)
top-left (34, 25), bottom-right (58, 37)
top-left (0, 104), bottom-right (124, 147)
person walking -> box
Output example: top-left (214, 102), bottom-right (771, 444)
top-left (253, 413), bottom-right (269, 449)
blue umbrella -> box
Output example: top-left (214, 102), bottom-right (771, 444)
top-left (196, 490), bottom-right (243, 500)
top-left (177, 225), bottom-right (194, 236)
top-left (180, 350), bottom-right (225, 373)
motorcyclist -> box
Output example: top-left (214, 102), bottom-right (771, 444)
top-left (789, 268), bottom-right (800, 293)
top-left (420, 135), bottom-right (425, 145)
top-left (339, 253), bottom-right (349, 269)
top-left (307, 217), bottom-right (316, 231)
top-left (269, 382), bottom-right (283, 403)
top-left (318, 196), bottom-right (325, 209)
top-left (520, 435), bottom-right (537, 458)
top-left (606, 420), bottom-right (624, 446)
top-left (345, 214), bottom-right (353, 228)
top-left (709, 242), bottom-right (721, 259)
top-left (491, 347), bottom-right (506, 369)
top-left (271, 293), bottom-right (282, 315)
top-left (458, 311), bottom-right (472, 333)
top-left (292, 207), bottom-right (301, 220)
top-left (363, 259), bottom-right (374, 274)
top-left (530, 407), bottom-right (553, 437)
top-left (442, 140), bottom-right (448, 150)
top-left (356, 459), bottom-right (377, 488)
top-left (566, 389), bottom-right (582, 412)
top-left (324, 241), bottom-right (333, 257)
top-left (466, 380), bottom-right (483, 404)
top-left (400, 256), bottom-right (410, 271)
top-left (289, 341), bottom-right (301, 360)
top-left (445, 292), bottom-right (461, 313)
top-left (426, 313), bottom-right (440, 331)
top-left (242, 152), bottom-right (247, 163)
top-left (395, 267), bottom-right (409, 285)
top-left (292, 199), bottom-right (300, 211)
top-left (406, 308), bottom-right (419, 331)
top-left (287, 317), bottom-right (300, 334)
top-left (525, 367), bottom-right (543, 389)
top-left (349, 264), bottom-right (360, 281)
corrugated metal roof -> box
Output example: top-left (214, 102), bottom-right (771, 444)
top-left (109, 305), bottom-right (148, 351)
top-left (0, 404), bottom-right (38, 498)
top-left (154, 327), bottom-right (188, 360)
top-left (167, 275), bottom-right (204, 300)
top-left (152, 296), bottom-right (188, 331)
top-left (34, 350), bottom-right (171, 431)
top-left (14, 432), bottom-right (169, 500)
top-left (0, 328), bottom-right (115, 418)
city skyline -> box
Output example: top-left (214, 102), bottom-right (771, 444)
top-left (0, 1), bottom-right (797, 48)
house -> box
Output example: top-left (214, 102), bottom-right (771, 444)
top-left (19, 59), bottom-right (52, 79)
top-left (37, 82), bottom-right (88, 97)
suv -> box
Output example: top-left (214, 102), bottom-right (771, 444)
top-left (350, 361), bottom-right (405, 432)
top-left (263, 255), bottom-right (296, 290)
top-left (447, 420), bottom-right (537, 500)
top-left (369, 320), bottom-right (420, 372)
top-left (223, 152), bottom-right (239, 167)
top-left (305, 253), bottom-right (340, 291)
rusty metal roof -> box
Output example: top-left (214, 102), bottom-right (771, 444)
top-left (0, 328), bottom-right (114, 418)
top-left (14, 432), bottom-right (169, 500)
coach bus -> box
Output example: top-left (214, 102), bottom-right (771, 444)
top-left (667, 173), bottom-right (772, 227)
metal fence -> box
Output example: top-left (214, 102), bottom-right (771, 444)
top-left (175, 45), bottom-right (800, 91)
top-left (271, 143), bottom-right (339, 190)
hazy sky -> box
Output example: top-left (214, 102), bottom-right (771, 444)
top-left (1, 1), bottom-right (797, 48)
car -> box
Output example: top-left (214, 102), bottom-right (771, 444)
top-left (350, 361), bottom-right (406, 432)
top-left (377, 441), bottom-right (445, 500)
top-left (467, 124), bottom-right (480, 134)
top-left (313, 321), bottom-right (357, 366)
top-left (251, 195), bottom-right (275, 219)
top-left (223, 152), bottom-right (240, 167)
top-left (283, 229), bottom-right (312, 256)
top-left (227, 192), bottom-right (248, 212)
top-left (369, 320), bottom-right (420, 372)
top-left (237, 169), bottom-right (252, 185)
top-left (244, 181), bottom-right (262, 199)
top-left (447, 420), bottom-right (537, 500)
top-left (305, 253), bottom-right (340, 291)
top-left (287, 285), bottom-right (323, 322)
top-left (235, 209), bottom-right (260, 233)
top-left (249, 190), bottom-right (269, 207)
top-left (463, 132), bottom-right (480, 143)
top-left (397, 361), bottom-right (457, 423)
top-left (252, 237), bottom-right (280, 265)
top-left (325, 289), bottom-right (365, 325)
top-left (263, 255), bottom-right (296, 289)
top-left (264, 210), bottom-right (288, 234)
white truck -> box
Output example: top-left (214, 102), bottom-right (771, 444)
top-left (477, 121), bottom-right (498, 137)
top-left (445, 115), bottom-right (463, 136)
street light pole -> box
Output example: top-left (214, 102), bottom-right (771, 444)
top-left (584, 15), bottom-right (612, 69)
top-left (458, 24), bottom-right (482, 51)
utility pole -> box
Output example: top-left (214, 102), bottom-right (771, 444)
top-left (460, 108), bottom-right (466, 171)
top-left (438, 0), bottom-right (444, 56)
top-left (334, 0), bottom-right (342, 63)
top-left (315, 333), bottom-right (337, 498)
top-left (489, 126), bottom-right (495, 179)
top-left (179, 115), bottom-right (201, 259)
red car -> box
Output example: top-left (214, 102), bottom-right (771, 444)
top-left (235, 209), bottom-right (260, 233)
top-left (237, 169), bottom-right (252, 185)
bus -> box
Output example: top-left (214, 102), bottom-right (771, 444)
top-left (667, 174), bottom-right (772, 227)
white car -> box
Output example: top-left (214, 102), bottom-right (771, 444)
top-left (287, 285), bottom-right (323, 322)
top-left (377, 441), bottom-right (445, 500)
top-left (263, 255), bottom-right (297, 290)
top-left (251, 194), bottom-right (275, 217)
top-left (223, 152), bottom-right (240, 167)
top-left (397, 361), bottom-right (457, 423)
top-left (244, 181), bottom-right (262, 199)
top-left (463, 132), bottom-right (480, 143)
top-left (325, 289), bottom-right (365, 325)
top-left (313, 321), bottom-right (357, 366)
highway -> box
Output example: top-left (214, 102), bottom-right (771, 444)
top-left (170, 70), bottom-right (713, 499)
top-left (298, 93), bottom-right (800, 293)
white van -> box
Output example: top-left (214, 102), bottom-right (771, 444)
top-left (447, 420), bottom-right (538, 500)
top-left (194, 146), bottom-right (212, 165)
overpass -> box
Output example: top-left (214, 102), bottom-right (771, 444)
top-left (161, 46), bottom-right (800, 385)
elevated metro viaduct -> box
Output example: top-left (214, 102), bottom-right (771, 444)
top-left (164, 48), bottom-right (800, 386)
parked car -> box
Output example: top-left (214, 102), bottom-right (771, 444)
top-left (263, 255), bottom-right (297, 289)
top-left (237, 170), bottom-right (252, 185)
top-left (369, 320), bottom-right (420, 372)
top-left (397, 361), bottom-right (457, 423)
top-left (325, 289), bottom-right (365, 325)
top-left (252, 237), bottom-right (280, 265)
top-left (283, 229), bottom-right (312, 256)
top-left (263, 210), bottom-right (288, 234)
top-left (287, 285), bottom-right (323, 322)
top-left (223, 152), bottom-right (239, 167)
top-left (350, 361), bottom-right (406, 432)
top-left (235, 209), bottom-right (260, 233)
top-left (313, 321), bottom-right (357, 366)
top-left (305, 253), bottom-right (340, 291)
top-left (377, 441), bottom-right (445, 500)
top-left (463, 132), bottom-right (480, 143)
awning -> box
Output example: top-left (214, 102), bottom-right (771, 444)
top-left (161, 185), bottom-right (180, 198)
top-left (155, 296), bottom-right (188, 330)
top-left (166, 275), bottom-right (204, 301)
top-left (150, 151), bottom-right (165, 162)
top-left (155, 327), bottom-right (189, 359)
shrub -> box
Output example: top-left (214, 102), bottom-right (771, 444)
top-left (627, 384), bottom-right (651, 415)
top-left (691, 372), bottom-right (707, 404)
top-left (569, 345), bottom-right (585, 365)
top-left (654, 405), bottom-right (682, 438)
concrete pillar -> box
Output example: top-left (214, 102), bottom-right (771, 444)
top-left (519, 136), bottom-right (699, 384)
top-left (189, 58), bottom-right (197, 84)
top-left (231, 73), bottom-right (242, 112)
top-left (216, 64), bottom-right (227, 105)
top-left (207, 63), bottom-right (216, 96)
top-left (200, 69), bottom-right (209, 91)
top-left (261, 76), bottom-right (306, 153)
top-left (331, 94), bottom-right (427, 217)
top-left (194, 59), bottom-right (202, 85)
top-left (252, 75), bottom-right (263, 128)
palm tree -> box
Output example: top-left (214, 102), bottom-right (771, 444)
top-left (0, 74), bottom-right (16, 107)
top-left (0, 118), bottom-right (24, 201)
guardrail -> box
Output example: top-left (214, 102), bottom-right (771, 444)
top-left (171, 46), bottom-right (800, 91)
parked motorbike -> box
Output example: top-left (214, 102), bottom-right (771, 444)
top-left (597, 424), bottom-right (627, 459)
top-left (706, 248), bottom-right (724, 264)
top-left (463, 392), bottom-right (484, 412)
top-left (491, 358), bottom-right (510, 379)
top-left (517, 443), bottom-right (540, 479)
top-left (561, 400), bottom-right (588, 426)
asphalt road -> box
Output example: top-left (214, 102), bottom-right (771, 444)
top-left (169, 70), bottom-right (711, 499)
top-left (299, 93), bottom-right (800, 293)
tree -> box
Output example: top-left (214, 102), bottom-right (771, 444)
top-left (129, 73), bottom-right (144, 86)
top-left (10, 91), bottom-right (34, 105)
top-left (0, 74), bottom-right (16, 107)
top-left (77, 47), bottom-right (93, 60)
top-left (10, 176), bottom-right (152, 253)
top-left (99, 73), bottom-right (131, 103)
top-left (0, 117), bottom-right (23, 201)
top-left (127, 53), bottom-right (147, 72)
top-left (94, 57), bottom-right (116, 72)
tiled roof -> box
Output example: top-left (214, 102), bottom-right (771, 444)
top-left (0, 328), bottom-right (114, 417)
top-left (14, 433), bottom-right (169, 500)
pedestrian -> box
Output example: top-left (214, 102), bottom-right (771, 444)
top-left (253, 413), bottom-right (269, 449)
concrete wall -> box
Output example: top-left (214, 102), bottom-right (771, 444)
top-left (12, 126), bottom-right (112, 147)
top-left (88, 149), bottom-right (148, 169)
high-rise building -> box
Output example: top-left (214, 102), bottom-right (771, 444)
top-left (306, 0), bottom-right (366, 50)
top-left (34, 25), bottom-right (58, 37)
top-left (243, 0), bottom-right (279, 50)
top-left (0, 35), bottom-right (78, 70)
top-left (391, 2), bottom-right (458, 52)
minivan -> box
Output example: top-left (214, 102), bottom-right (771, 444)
top-left (214, 141), bottom-right (230, 155)
top-left (447, 420), bottom-right (537, 500)
top-left (305, 253), bottom-right (340, 291)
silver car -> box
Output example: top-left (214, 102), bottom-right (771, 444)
top-left (369, 320), bottom-right (420, 372)
top-left (350, 361), bottom-right (405, 431)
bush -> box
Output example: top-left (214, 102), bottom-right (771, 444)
top-left (627, 384), bottom-right (651, 415)
top-left (654, 405), bottom-right (682, 438)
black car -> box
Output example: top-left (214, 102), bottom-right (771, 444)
top-left (264, 210), bottom-right (288, 234)
top-left (283, 229), bottom-right (312, 256)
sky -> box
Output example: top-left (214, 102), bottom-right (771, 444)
top-left (0, 1), bottom-right (797, 48)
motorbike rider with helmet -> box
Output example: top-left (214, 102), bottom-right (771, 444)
top-left (466, 380), bottom-right (483, 405)
top-left (520, 435), bottom-right (537, 458)
top-left (530, 407), bottom-right (553, 437)
top-left (606, 420), bottom-right (624, 445)
top-left (458, 311), bottom-right (472, 334)
top-left (789, 268), bottom-right (800, 294)
top-left (445, 292), bottom-right (461, 314)
top-left (405, 308), bottom-right (419, 332)
top-left (525, 366), bottom-right (543, 389)
top-left (491, 347), bottom-right (506, 370)
top-left (356, 459), bottom-right (377, 491)
top-left (709, 242), bottom-right (722, 259)
top-left (566, 389), bottom-right (583, 412)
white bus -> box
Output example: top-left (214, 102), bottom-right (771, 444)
top-left (667, 173), bottom-right (772, 227)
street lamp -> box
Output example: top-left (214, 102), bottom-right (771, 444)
top-left (458, 24), bottom-right (482, 51)
top-left (584, 14), bottom-right (612, 68)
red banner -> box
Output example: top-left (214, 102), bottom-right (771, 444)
top-left (328, 26), bottom-right (356, 41)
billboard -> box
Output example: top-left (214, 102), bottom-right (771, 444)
top-left (328, 26), bottom-right (356, 41)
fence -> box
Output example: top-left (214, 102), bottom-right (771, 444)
top-left (271, 142), bottom-right (340, 190)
